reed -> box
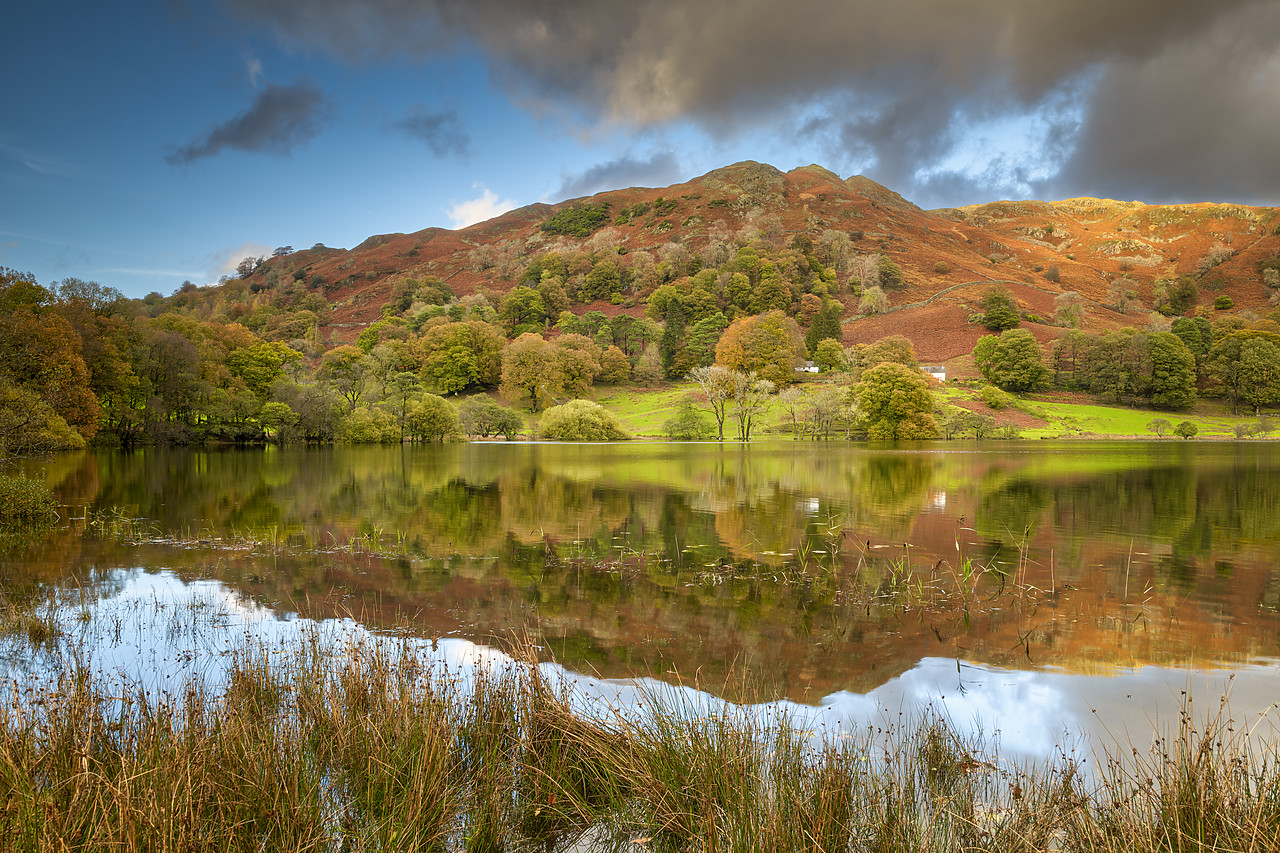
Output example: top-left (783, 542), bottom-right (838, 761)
top-left (3, 611), bottom-right (1279, 852)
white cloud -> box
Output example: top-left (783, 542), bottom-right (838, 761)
top-left (446, 184), bottom-right (517, 229)
top-left (204, 240), bottom-right (273, 281)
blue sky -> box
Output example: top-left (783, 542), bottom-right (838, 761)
top-left (3, 1), bottom-right (1277, 298)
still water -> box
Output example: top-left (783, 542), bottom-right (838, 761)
top-left (6, 441), bottom-right (1280, 760)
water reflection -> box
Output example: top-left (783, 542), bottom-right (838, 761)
top-left (7, 570), bottom-right (1278, 773)
top-left (6, 442), bottom-right (1280, 703)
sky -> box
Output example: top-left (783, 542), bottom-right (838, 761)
top-left (3, 0), bottom-right (1279, 298)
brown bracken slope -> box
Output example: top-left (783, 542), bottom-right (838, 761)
top-left (243, 161), bottom-right (1280, 365)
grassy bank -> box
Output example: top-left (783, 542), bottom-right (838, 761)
top-left (2, 606), bottom-right (1279, 853)
top-left (584, 381), bottom-right (1275, 440)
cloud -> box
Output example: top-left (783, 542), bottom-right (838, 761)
top-left (245, 54), bottom-right (263, 88)
top-left (223, 0), bottom-right (1280, 205)
top-left (553, 151), bottom-right (682, 201)
top-left (446, 185), bottom-right (517, 229)
top-left (166, 78), bottom-right (331, 165)
top-left (388, 106), bottom-right (470, 158)
top-left (0, 140), bottom-right (72, 177)
top-left (204, 241), bottom-right (273, 280)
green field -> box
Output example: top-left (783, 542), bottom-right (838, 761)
top-left (587, 380), bottom-right (1272, 440)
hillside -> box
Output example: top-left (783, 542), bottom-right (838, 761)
top-left (198, 161), bottom-right (1279, 369)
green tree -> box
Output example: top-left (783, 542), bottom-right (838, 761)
top-left (1147, 417), bottom-right (1172, 437)
top-left (318, 345), bottom-right (368, 410)
top-left (555, 334), bottom-right (602, 398)
top-left (538, 399), bottom-right (630, 441)
top-left (1237, 338), bottom-right (1280, 415)
top-left (258, 401), bottom-right (298, 445)
top-left (980, 287), bottom-right (1020, 332)
top-left (499, 286), bottom-right (548, 335)
top-left (417, 321), bottom-right (505, 394)
top-left (1207, 331), bottom-right (1280, 413)
top-left (855, 362), bottom-right (939, 440)
top-left (813, 339), bottom-right (847, 373)
top-left (406, 394), bottom-right (460, 442)
top-left (458, 396), bottom-right (523, 439)
top-left (974, 329), bottom-right (1045, 392)
top-left (664, 395), bottom-right (712, 440)
top-left (804, 299), bottom-right (843, 356)
top-left (598, 345), bottom-right (631, 383)
top-left (1148, 332), bottom-right (1197, 409)
top-left (1173, 420), bottom-right (1199, 439)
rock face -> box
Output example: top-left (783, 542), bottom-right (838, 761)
top-left (233, 160), bottom-right (1280, 351)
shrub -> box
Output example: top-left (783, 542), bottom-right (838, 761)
top-left (1043, 265), bottom-right (1060, 282)
top-left (541, 202), bottom-right (611, 238)
top-left (663, 396), bottom-right (712, 440)
top-left (1214, 295), bottom-right (1234, 310)
top-left (981, 385), bottom-right (1008, 409)
top-left (538, 400), bottom-right (630, 441)
top-left (1174, 420), bottom-right (1199, 439)
top-left (933, 261), bottom-right (950, 275)
top-left (0, 475), bottom-right (58, 523)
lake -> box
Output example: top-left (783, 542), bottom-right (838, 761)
top-left (6, 440), bottom-right (1280, 763)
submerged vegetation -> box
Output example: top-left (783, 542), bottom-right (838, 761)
top-left (1, 604), bottom-right (1278, 853)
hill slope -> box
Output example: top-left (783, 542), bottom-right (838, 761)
top-left (219, 161), bottom-right (1280, 365)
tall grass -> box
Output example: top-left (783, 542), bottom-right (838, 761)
top-left (2, 625), bottom-right (1279, 852)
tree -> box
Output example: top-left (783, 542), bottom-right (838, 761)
top-left (974, 329), bottom-right (1045, 392)
top-left (714, 310), bottom-right (806, 386)
top-left (804, 299), bottom-right (843, 355)
top-left (555, 334), bottom-right (602, 398)
top-left (1171, 316), bottom-right (1212, 380)
top-left (857, 285), bottom-right (889, 316)
top-left (538, 400), bottom-right (630, 441)
top-left (1207, 331), bottom-right (1280, 413)
top-left (499, 286), bottom-right (548, 335)
top-left (258, 401), bottom-right (299, 445)
top-left (729, 372), bottom-right (775, 440)
top-left (318, 345), bottom-right (367, 410)
top-left (855, 362), bottom-right (939, 440)
top-left (500, 333), bottom-right (563, 411)
top-left (980, 287), bottom-right (1020, 331)
top-left (1147, 417), bottom-right (1171, 437)
top-left (1173, 420), bottom-right (1199, 439)
top-left (878, 256), bottom-right (905, 289)
top-left (813, 339), bottom-right (847, 373)
top-left (861, 335), bottom-right (918, 371)
top-left (687, 365), bottom-right (737, 441)
top-left (417, 321), bottom-right (505, 394)
top-left (406, 394), bottom-right (460, 442)
top-left (663, 395), bottom-right (712, 440)
top-left (458, 396), bottom-right (523, 439)
top-left (1237, 338), bottom-right (1280, 415)
top-left (598, 345), bottom-right (631, 383)
top-left (1147, 332), bottom-right (1197, 409)
top-left (685, 313), bottom-right (728, 368)
top-left (1053, 291), bottom-right (1084, 328)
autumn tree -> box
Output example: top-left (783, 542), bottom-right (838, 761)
top-left (501, 333), bottom-right (564, 410)
top-left (458, 396), bottom-right (523, 439)
top-left (980, 287), bottom-right (1020, 332)
top-left (714, 310), bottom-right (806, 386)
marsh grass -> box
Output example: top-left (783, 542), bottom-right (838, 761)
top-left (2, 611), bottom-right (1279, 853)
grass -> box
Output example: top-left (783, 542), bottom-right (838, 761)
top-left (592, 382), bottom-right (701, 437)
top-left (3, 618), bottom-right (1280, 853)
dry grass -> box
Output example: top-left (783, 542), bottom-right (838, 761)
top-left (1, 618), bottom-right (1278, 852)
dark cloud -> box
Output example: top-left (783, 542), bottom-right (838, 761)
top-left (222, 0), bottom-right (1280, 204)
top-left (388, 106), bottom-right (470, 158)
top-left (554, 151), bottom-right (682, 201)
top-left (166, 78), bottom-right (331, 164)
